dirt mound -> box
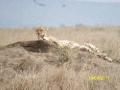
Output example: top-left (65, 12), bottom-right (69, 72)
top-left (6, 40), bottom-right (57, 52)
top-left (0, 40), bottom-right (120, 90)
top-left (0, 40), bottom-right (115, 72)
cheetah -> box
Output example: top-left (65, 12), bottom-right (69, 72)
top-left (35, 26), bottom-right (47, 40)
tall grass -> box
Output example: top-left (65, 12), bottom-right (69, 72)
top-left (0, 26), bottom-right (120, 90)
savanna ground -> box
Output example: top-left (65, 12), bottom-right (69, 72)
top-left (0, 25), bottom-right (120, 90)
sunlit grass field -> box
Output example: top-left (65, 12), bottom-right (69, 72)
top-left (0, 26), bottom-right (120, 60)
top-left (0, 26), bottom-right (120, 90)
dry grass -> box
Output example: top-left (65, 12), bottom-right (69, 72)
top-left (0, 26), bottom-right (120, 90)
top-left (0, 26), bottom-right (120, 60)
